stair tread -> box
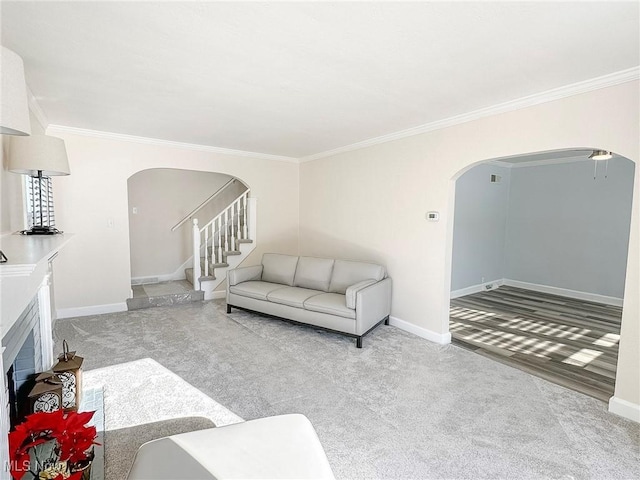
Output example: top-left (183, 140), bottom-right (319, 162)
top-left (223, 251), bottom-right (241, 256)
top-left (238, 239), bottom-right (253, 244)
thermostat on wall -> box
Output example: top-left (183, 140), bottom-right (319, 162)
top-left (426, 211), bottom-right (439, 222)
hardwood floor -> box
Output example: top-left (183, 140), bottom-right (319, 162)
top-left (449, 286), bottom-right (622, 402)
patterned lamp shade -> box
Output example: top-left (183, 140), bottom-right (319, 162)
top-left (28, 372), bottom-right (63, 413)
top-left (52, 340), bottom-right (84, 411)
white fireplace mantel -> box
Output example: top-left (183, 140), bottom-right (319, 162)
top-left (0, 233), bottom-right (73, 336)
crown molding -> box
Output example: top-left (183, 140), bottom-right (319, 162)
top-left (45, 125), bottom-right (300, 163)
top-left (300, 66), bottom-right (640, 163)
top-left (26, 85), bottom-right (49, 131)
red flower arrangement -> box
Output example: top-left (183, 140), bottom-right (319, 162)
top-left (8, 410), bottom-right (99, 480)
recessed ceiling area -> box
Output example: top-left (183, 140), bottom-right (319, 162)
top-left (2, 1), bottom-right (639, 159)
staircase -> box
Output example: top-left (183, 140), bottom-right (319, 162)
top-left (127, 184), bottom-right (256, 311)
top-left (185, 191), bottom-right (256, 300)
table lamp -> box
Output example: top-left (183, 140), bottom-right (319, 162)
top-left (8, 135), bottom-right (70, 234)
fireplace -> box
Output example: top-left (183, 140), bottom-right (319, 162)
top-left (0, 233), bottom-right (71, 478)
top-left (2, 297), bottom-right (44, 427)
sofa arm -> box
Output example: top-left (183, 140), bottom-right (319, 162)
top-left (345, 279), bottom-right (378, 309)
top-left (355, 277), bottom-right (392, 335)
top-left (228, 265), bottom-right (263, 286)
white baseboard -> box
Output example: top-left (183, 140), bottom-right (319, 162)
top-left (57, 302), bottom-right (127, 319)
top-left (503, 279), bottom-right (623, 307)
top-left (451, 279), bottom-right (504, 299)
top-left (608, 396), bottom-right (640, 423)
top-left (131, 257), bottom-right (192, 285)
top-left (389, 316), bottom-right (451, 345)
top-left (209, 290), bottom-right (226, 300)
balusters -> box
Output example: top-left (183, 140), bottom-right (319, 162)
top-left (203, 223), bottom-right (209, 276)
top-left (242, 193), bottom-right (248, 239)
top-left (234, 198), bottom-right (241, 246)
top-left (216, 217), bottom-right (222, 264)
top-left (225, 209), bottom-right (231, 252)
top-left (192, 219), bottom-right (201, 288)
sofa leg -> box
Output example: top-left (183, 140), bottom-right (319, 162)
top-left (356, 337), bottom-right (363, 348)
top-left (384, 316), bottom-right (389, 325)
top-left (226, 304), bottom-right (232, 314)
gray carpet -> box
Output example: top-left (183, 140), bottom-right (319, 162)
top-left (105, 417), bottom-right (215, 480)
top-left (54, 299), bottom-right (640, 479)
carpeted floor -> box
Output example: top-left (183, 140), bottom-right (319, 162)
top-left (54, 299), bottom-right (640, 480)
top-left (105, 417), bottom-right (215, 480)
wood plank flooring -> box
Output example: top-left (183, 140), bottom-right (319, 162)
top-left (449, 286), bottom-right (622, 402)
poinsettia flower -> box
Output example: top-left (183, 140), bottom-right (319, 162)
top-left (8, 410), bottom-right (98, 479)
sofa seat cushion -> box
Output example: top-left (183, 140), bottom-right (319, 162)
top-left (229, 281), bottom-right (285, 301)
top-left (303, 293), bottom-right (355, 319)
top-left (266, 287), bottom-right (324, 309)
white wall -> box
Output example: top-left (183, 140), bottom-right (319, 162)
top-left (299, 81), bottom-right (639, 412)
top-left (505, 158), bottom-right (635, 299)
top-left (49, 131), bottom-right (299, 313)
top-left (451, 158), bottom-right (634, 301)
top-left (451, 164), bottom-right (511, 292)
top-left (127, 168), bottom-right (234, 279)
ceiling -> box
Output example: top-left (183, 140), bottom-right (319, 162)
top-left (2, 1), bottom-right (639, 160)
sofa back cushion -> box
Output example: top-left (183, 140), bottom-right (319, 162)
top-left (261, 253), bottom-right (299, 286)
top-left (293, 257), bottom-right (335, 292)
top-left (329, 260), bottom-right (386, 294)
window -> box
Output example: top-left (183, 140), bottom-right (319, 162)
top-left (25, 176), bottom-right (56, 229)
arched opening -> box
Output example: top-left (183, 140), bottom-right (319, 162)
top-left (446, 149), bottom-right (635, 402)
top-left (125, 168), bottom-right (250, 308)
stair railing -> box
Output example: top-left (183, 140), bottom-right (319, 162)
top-left (191, 189), bottom-right (250, 287)
top-left (172, 178), bottom-right (236, 232)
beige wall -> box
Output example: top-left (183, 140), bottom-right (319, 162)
top-left (127, 168), bottom-right (234, 278)
top-left (50, 132), bottom-right (299, 311)
top-left (299, 81), bottom-right (639, 408)
top-left (0, 111), bottom-right (45, 234)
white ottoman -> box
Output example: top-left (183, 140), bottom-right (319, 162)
top-left (126, 414), bottom-right (335, 479)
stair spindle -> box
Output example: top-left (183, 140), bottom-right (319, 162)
top-left (242, 193), bottom-right (248, 239)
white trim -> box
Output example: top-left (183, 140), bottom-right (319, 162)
top-left (608, 396), bottom-right (640, 423)
top-left (451, 279), bottom-right (504, 299)
top-left (389, 316), bottom-right (451, 345)
top-left (211, 290), bottom-right (226, 300)
top-left (37, 273), bottom-right (55, 369)
top-left (301, 67), bottom-right (640, 162)
top-left (502, 279), bottom-right (623, 307)
top-left (46, 125), bottom-right (299, 164)
top-left (57, 302), bottom-right (127, 319)
top-left (26, 85), bottom-right (49, 130)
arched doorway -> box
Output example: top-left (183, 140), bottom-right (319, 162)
top-left (446, 149), bottom-right (635, 402)
top-left (126, 168), bottom-right (250, 308)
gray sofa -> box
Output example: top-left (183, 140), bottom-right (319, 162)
top-left (226, 253), bottom-right (392, 347)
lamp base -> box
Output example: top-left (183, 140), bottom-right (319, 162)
top-left (20, 226), bottom-right (63, 235)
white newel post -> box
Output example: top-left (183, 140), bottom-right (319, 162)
top-left (242, 193), bottom-right (248, 239)
top-left (192, 219), bottom-right (201, 289)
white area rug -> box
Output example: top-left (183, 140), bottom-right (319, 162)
top-left (83, 357), bottom-right (243, 431)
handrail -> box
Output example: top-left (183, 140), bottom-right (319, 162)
top-left (171, 178), bottom-right (236, 231)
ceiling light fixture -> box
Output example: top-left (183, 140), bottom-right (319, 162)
top-left (589, 150), bottom-right (613, 161)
